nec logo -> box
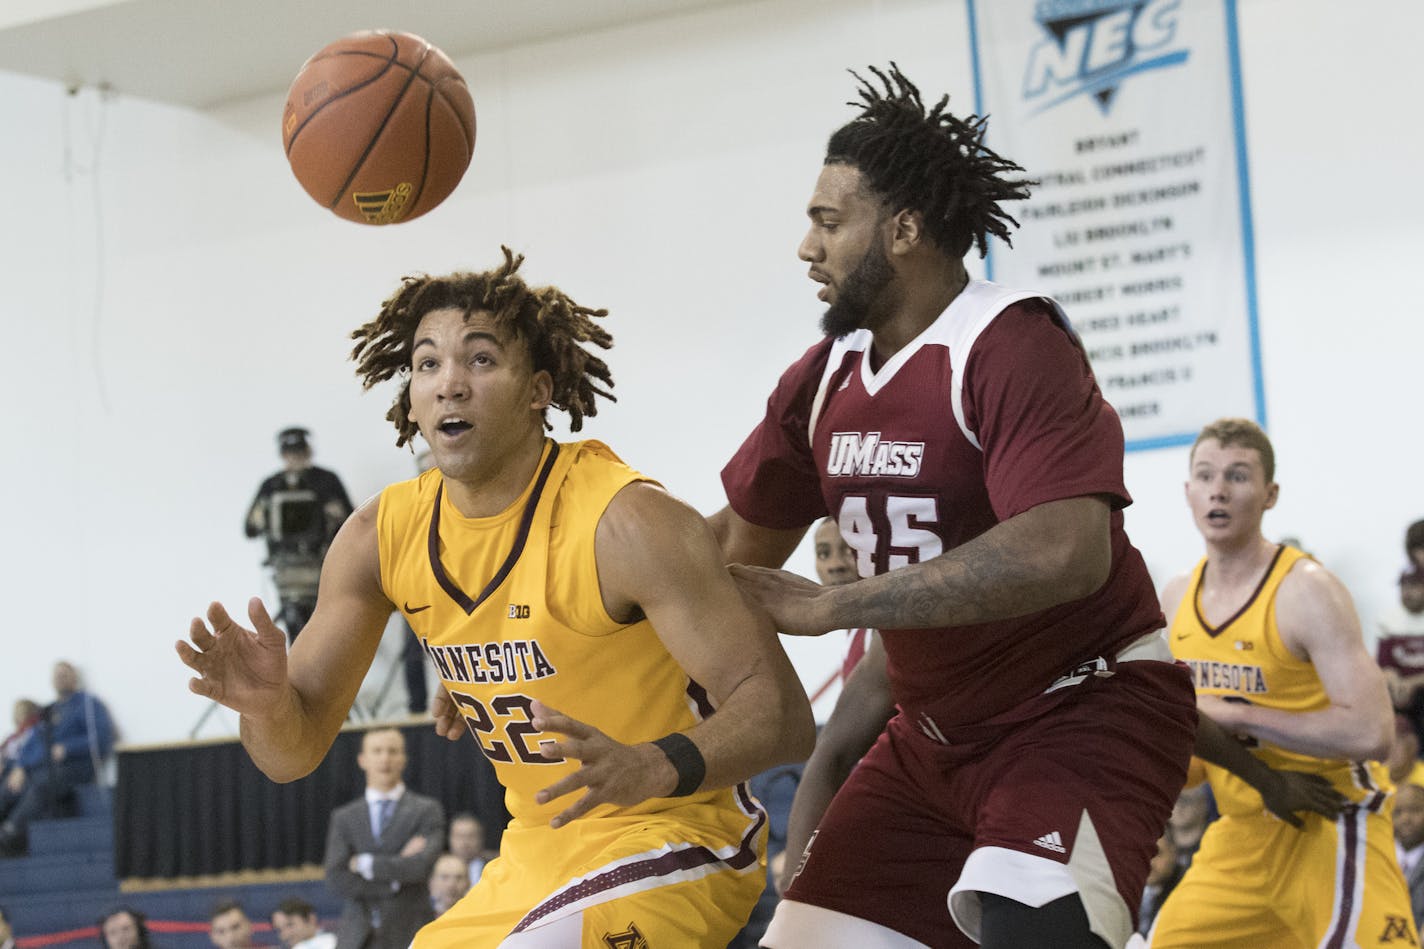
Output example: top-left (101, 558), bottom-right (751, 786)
top-left (826, 432), bottom-right (924, 478)
top-left (508, 604), bottom-right (531, 619)
top-left (1023, 0), bottom-right (1188, 115)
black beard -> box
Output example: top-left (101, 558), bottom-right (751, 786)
top-left (820, 239), bottom-right (895, 338)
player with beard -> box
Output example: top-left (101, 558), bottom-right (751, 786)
top-left (710, 64), bottom-right (1198, 949)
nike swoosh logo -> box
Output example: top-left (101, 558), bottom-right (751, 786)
top-left (403, 602), bottom-right (431, 614)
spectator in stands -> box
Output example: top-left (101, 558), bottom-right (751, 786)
top-left (1381, 520), bottom-right (1424, 642)
top-left (446, 812), bottom-right (494, 884)
top-left (1396, 782), bottom-right (1424, 933)
top-left (0, 699), bottom-right (40, 786)
top-left (1382, 566), bottom-right (1424, 639)
top-left (428, 853), bottom-right (471, 916)
top-left (1167, 783), bottom-right (1214, 869)
top-left (1136, 833), bottom-right (1184, 936)
top-left (0, 904), bottom-right (13, 949)
top-left (1390, 714), bottom-right (1424, 788)
top-left (324, 728), bottom-right (443, 948)
top-left (1378, 566), bottom-right (1424, 746)
top-left (811, 517), bottom-right (873, 679)
top-left (271, 898), bottom-right (335, 949)
top-left (209, 901), bottom-right (254, 949)
top-left (99, 906), bottom-right (152, 949)
top-left (812, 515), bottom-right (856, 584)
top-left (1408, 520), bottom-right (1424, 571)
top-left (0, 660), bottom-right (115, 856)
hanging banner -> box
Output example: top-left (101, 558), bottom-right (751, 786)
top-left (967, 0), bottom-right (1264, 449)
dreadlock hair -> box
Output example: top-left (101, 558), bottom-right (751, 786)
top-left (350, 246), bottom-right (615, 447)
top-left (825, 63), bottom-right (1035, 260)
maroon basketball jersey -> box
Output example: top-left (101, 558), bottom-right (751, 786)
top-left (1377, 634), bottom-right (1424, 676)
top-left (723, 281), bottom-right (1164, 729)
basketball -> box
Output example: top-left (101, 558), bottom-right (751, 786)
top-left (282, 30), bottom-right (476, 225)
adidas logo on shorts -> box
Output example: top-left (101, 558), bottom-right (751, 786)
top-left (1032, 830), bottom-right (1067, 854)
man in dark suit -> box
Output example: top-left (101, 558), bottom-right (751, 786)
top-left (1395, 781), bottom-right (1424, 934)
top-left (324, 728), bottom-right (444, 948)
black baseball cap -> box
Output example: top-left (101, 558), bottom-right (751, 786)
top-left (278, 427), bottom-right (310, 452)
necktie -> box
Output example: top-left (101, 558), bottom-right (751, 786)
top-left (373, 799), bottom-right (395, 840)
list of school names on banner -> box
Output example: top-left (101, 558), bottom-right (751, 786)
top-left (1022, 131), bottom-right (1212, 427)
top-left (970, 0), bottom-right (1263, 449)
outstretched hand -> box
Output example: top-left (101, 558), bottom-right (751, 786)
top-left (727, 564), bottom-right (836, 636)
top-left (531, 701), bottom-right (677, 829)
top-left (175, 598), bottom-right (290, 718)
top-left (1259, 769), bottom-right (1348, 828)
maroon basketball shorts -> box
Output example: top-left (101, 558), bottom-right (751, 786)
top-left (775, 658), bottom-right (1196, 949)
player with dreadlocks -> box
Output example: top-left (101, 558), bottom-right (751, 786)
top-left (709, 65), bottom-right (1198, 949)
top-left (177, 250), bottom-right (814, 947)
top-left (348, 246), bottom-right (615, 442)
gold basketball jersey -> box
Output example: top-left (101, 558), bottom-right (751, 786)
top-left (377, 439), bottom-right (736, 828)
top-left (1168, 545), bottom-right (1390, 816)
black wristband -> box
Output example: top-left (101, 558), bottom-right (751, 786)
top-left (652, 732), bottom-right (706, 797)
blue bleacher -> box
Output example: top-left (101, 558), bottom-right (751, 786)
top-left (0, 850), bottom-right (118, 898)
top-left (29, 812), bottom-right (113, 856)
top-left (2, 783), bottom-right (342, 944)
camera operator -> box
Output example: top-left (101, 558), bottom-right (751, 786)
top-left (244, 427), bottom-right (353, 643)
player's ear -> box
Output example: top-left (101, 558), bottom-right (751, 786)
top-left (889, 208), bottom-right (924, 256)
top-left (530, 370), bottom-right (553, 411)
top-left (1264, 481), bottom-right (1279, 511)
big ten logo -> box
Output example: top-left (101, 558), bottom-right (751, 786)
top-left (1023, 0), bottom-right (1186, 114)
top-left (508, 603), bottom-right (531, 619)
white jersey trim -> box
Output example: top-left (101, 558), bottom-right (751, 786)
top-left (949, 846), bottom-right (1077, 942)
top-left (761, 899), bottom-right (932, 948)
top-left (510, 836), bottom-right (761, 933)
top-left (940, 282), bottom-right (1068, 451)
top-left (805, 281), bottom-right (1065, 452)
top-left (806, 331), bottom-right (870, 447)
top-left (1318, 802), bottom-right (1372, 949)
top-left (497, 912), bottom-right (582, 947)
top-left (950, 809), bottom-right (1132, 949)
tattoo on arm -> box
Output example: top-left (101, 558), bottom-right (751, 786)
top-left (836, 505), bottom-right (1087, 631)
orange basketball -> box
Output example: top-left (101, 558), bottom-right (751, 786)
top-left (282, 30), bottom-right (476, 225)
